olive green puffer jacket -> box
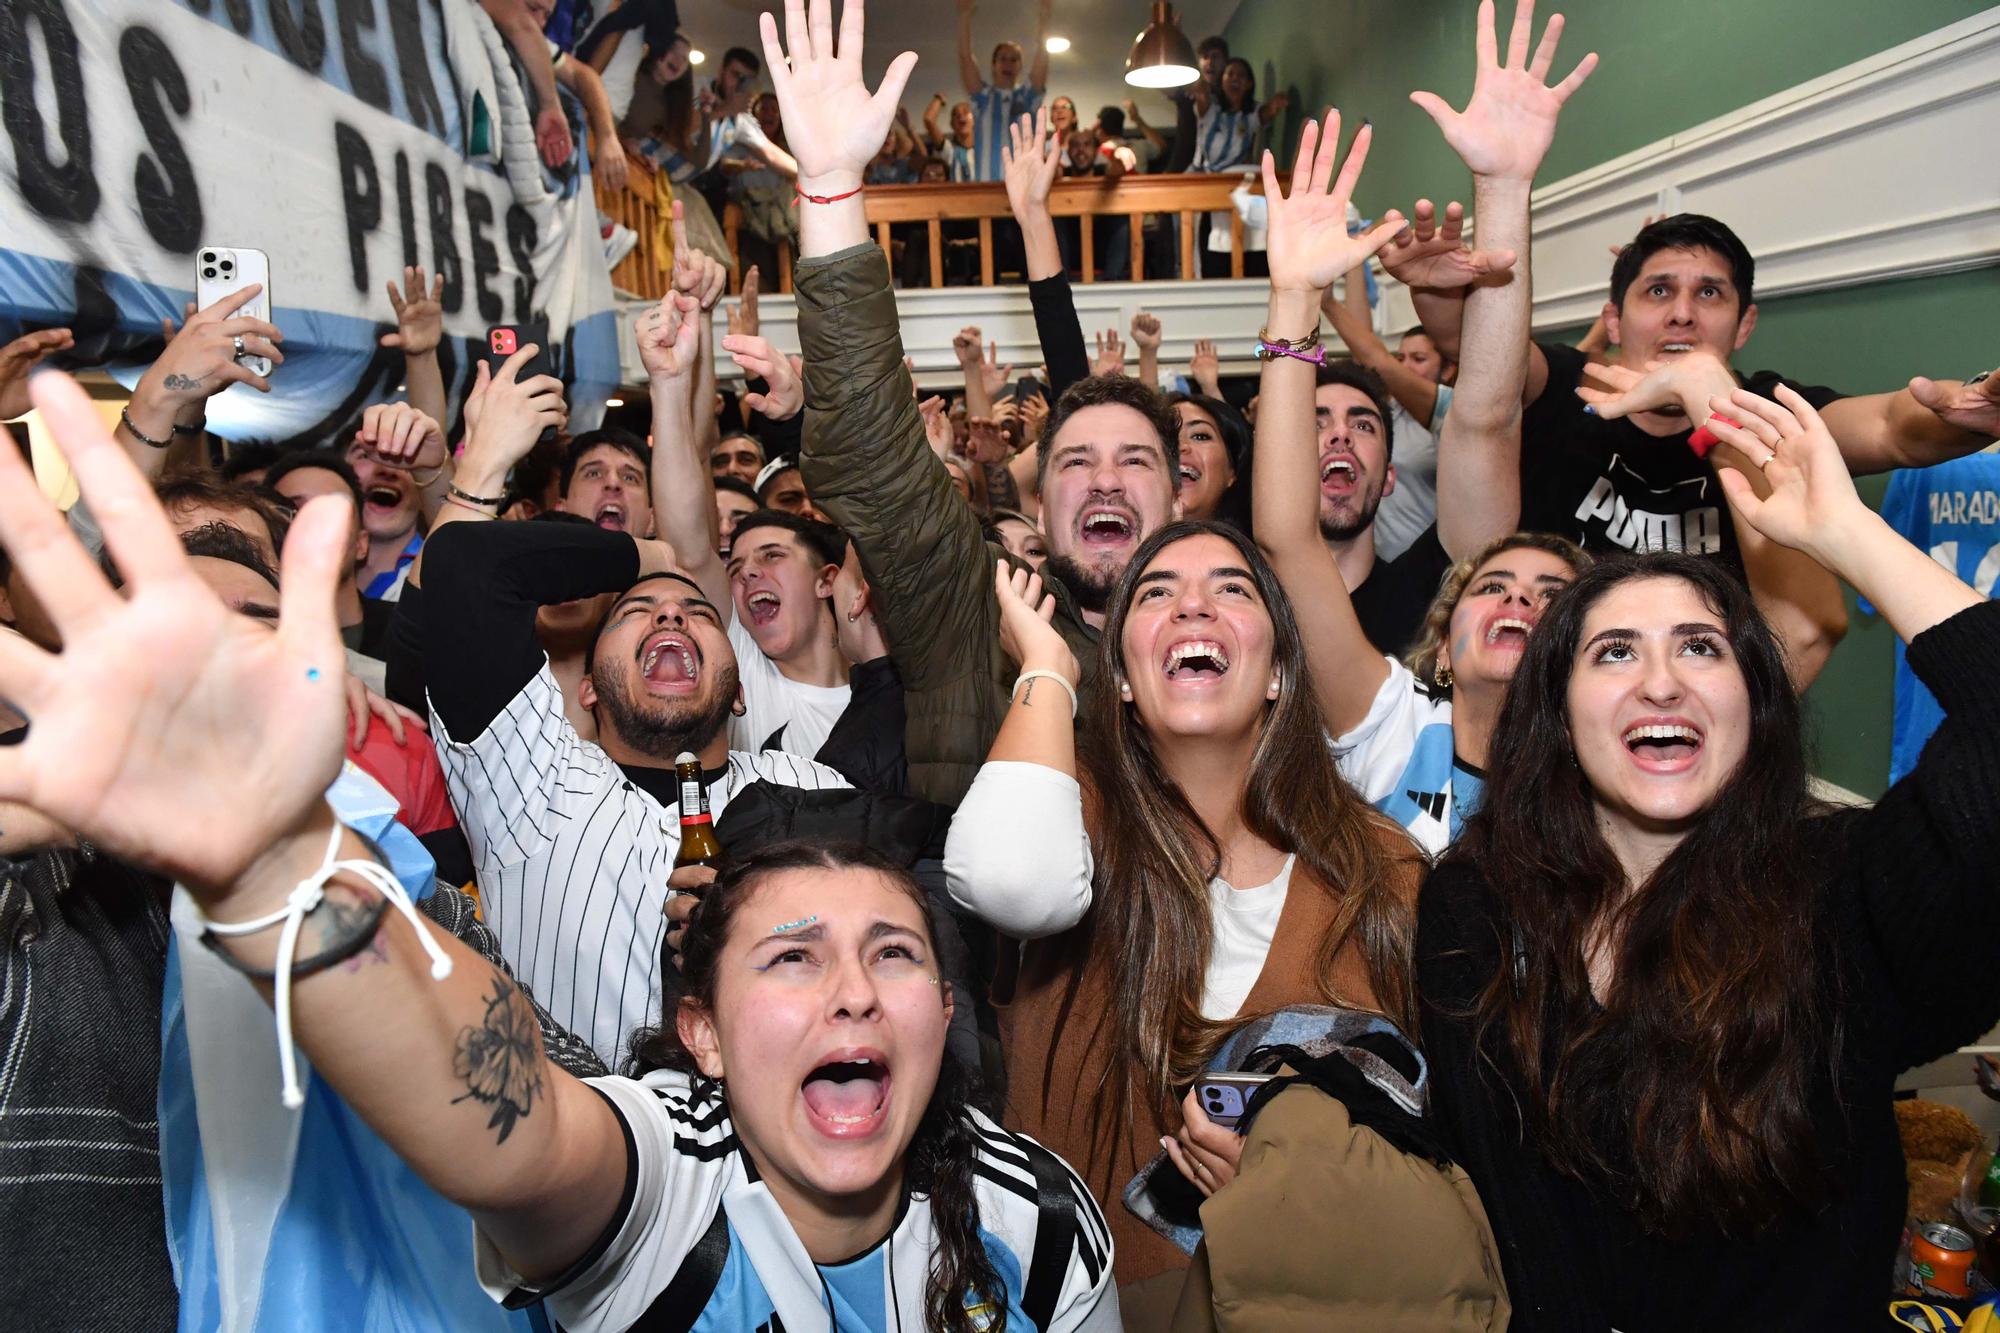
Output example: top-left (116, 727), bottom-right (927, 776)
top-left (795, 243), bottom-right (1098, 806)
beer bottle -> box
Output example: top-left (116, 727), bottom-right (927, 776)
top-left (673, 752), bottom-right (724, 869)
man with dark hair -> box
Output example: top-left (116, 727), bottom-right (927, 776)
top-left (1032, 373), bottom-right (1182, 615)
top-left (1304, 359), bottom-right (1455, 655)
top-left (713, 474), bottom-right (760, 557)
top-left (266, 450), bottom-right (395, 662)
top-left (710, 430), bottom-right (764, 486)
top-left (421, 517), bottom-right (848, 1062)
top-left (558, 428), bottom-right (654, 534)
top-left (216, 439), bottom-right (283, 485)
top-left (1400, 210), bottom-right (2000, 559)
top-left (956, 0), bottom-right (1051, 181)
top-left (723, 509), bottom-right (852, 758)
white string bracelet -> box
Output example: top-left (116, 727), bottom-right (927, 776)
top-left (1010, 669), bottom-right (1078, 718)
top-left (202, 815), bottom-right (455, 1108)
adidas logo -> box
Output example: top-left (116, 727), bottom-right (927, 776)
top-left (1406, 789), bottom-right (1447, 821)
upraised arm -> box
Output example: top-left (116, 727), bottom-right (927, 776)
top-left (1817, 375), bottom-right (2000, 474)
top-left (1255, 114), bottom-right (1405, 735)
top-left (956, 0), bottom-right (983, 95)
top-left (1323, 264), bottom-right (1442, 427)
top-left (640, 287), bottom-right (729, 615)
top-left (1028, 0), bottom-right (1052, 91)
top-left (121, 287), bottom-right (281, 481)
top-left (1406, 0), bottom-right (1596, 558)
top-left (0, 371), bottom-right (628, 1284)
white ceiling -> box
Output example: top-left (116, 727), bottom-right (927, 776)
top-left (672, 0), bottom-right (1245, 131)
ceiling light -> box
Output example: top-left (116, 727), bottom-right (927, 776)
top-left (605, 397), bottom-right (625, 407)
top-left (1124, 1), bottom-right (1198, 88)
top-left (689, 48), bottom-right (706, 65)
top-left (1045, 35), bottom-right (1071, 53)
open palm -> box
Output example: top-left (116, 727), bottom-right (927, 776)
top-left (1378, 199), bottom-right (1516, 290)
top-left (1409, 0), bottom-right (1597, 181)
top-left (760, 0), bottom-right (917, 187)
top-left (1710, 385), bottom-right (1867, 556)
top-left (0, 373), bottom-right (348, 896)
top-left (1263, 113), bottom-right (1405, 293)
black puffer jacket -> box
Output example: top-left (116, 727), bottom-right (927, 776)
top-left (795, 243), bottom-right (1098, 805)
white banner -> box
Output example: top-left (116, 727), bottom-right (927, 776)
top-left (0, 0), bottom-right (619, 441)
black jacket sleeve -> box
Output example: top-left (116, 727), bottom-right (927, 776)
top-left (382, 581), bottom-right (428, 715)
top-left (421, 520), bottom-right (640, 741)
top-left (1030, 272), bottom-right (1092, 399)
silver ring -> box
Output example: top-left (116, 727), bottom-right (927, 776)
top-left (232, 335), bottom-right (247, 360)
top-left (1755, 450), bottom-right (1775, 471)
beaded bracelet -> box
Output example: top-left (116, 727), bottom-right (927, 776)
top-left (1254, 340), bottom-right (1328, 367)
top-left (119, 407), bottom-right (172, 450)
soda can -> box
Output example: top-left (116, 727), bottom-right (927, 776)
top-left (1910, 1222), bottom-right (1977, 1299)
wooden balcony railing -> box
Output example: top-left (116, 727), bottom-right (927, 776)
top-left (599, 171), bottom-right (1267, 299)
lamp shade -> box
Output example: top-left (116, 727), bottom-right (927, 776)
top-left (1124, 1), bottom-right (1199, 88)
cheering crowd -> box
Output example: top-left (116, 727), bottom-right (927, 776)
top-left (6, 0), bottom-right (2000, 1329)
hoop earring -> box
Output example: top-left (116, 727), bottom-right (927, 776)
top-left (1434, 661), bottom-right (1454, 689)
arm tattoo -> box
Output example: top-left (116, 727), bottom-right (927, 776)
top-left (452, 969), bottom-right (546, 1144)
top-left (162, 372), bottom-right (203, 391)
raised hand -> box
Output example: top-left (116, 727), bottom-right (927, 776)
top-left (726, 265), bottom-right (762, 338)
top-left (1261, 112), bottom-right (1406, 294)
top-left (723, 334), bottom-right (805, 420)
top-left (1189, 339), bottom-right (1221, 397)
top-left (140, 285), bottom-right (285, 404)
top-left (380, 265), bottom-right (444, 357)
top-left (1092, 329), bottom-right (1127, 378)
top-left (0, 371), bottom-right (350, 898)
top-left (918, 394), bottom-right (955, 455)
top-left (1377, 199), bottom-right (1516, 291)
top-left (636, 289), bottom-right (704, 385)
top-left (1002, 107), bottom-right (1062, 219)
top-left (1130, 311), bottom-right (1163, 352)
top-left (1709, 385), bottom-right (1870, 561)
top-left (461, 346), bottom-right (568, 482)
top-left (1576, 349), bottom-right (1735, 422)
top-left (1910, 368), bottom-right (2000, 440)
top-left (760, 0), bottom-right (918, 192)
top-left (994, 559), bottom-right (1078, 684)
top-left (0, 328), bottom-right (74, 420)
top-left (1018, 389), bottom-right (1049, 445)
top-left (952, 326), bottom-right (984, 370)
top-left (1409, 0), bottom-right (1597, 182)
top-left (668, 202), bottom-right (730, 311)
top-left (355, 401), bottom-right (447, 472)
top-left (966, 416), bottom-right (1010, 465)
top-left (979, 341), bottom-right (1013, 398)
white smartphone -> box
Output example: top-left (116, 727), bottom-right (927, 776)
top-left (195, 245), bottom-right (273, 376)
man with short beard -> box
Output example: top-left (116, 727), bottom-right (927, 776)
top-left (421, 518), bottom-right (849, 1064)
top-left (1309, 360), bottom-right (1458, 657)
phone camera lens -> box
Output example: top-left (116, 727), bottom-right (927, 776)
top-left (202, 268), bottom-right (216, 279)
top-left (200, 251), bottom-right (214, 263)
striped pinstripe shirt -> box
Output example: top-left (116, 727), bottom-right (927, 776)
top-left (434, 665), bottom-right (849, 1066)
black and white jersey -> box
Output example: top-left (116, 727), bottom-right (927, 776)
top-left (474, 1070), bottom-right (1119, 1332)
top-left (434, 664), bottom-right (850, 1065)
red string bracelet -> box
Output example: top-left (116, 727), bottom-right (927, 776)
top-left (1686, 412), bottom-right (1741, 460)
top-left (796, 183), bottom-right (864, 205)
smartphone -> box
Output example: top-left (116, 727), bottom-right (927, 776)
top-left (1191, 1073), bottom-right (1274, 1131)
top-left (195, 245), bottom-right (273, 376)
top-left (482, 321), bottom-right (558, 444)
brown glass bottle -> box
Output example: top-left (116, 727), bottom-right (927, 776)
top-left (673, 751), bottom-right (724, 869)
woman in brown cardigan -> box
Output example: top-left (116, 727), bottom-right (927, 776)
top-left (943, 524), bottom-right (1421, 1322)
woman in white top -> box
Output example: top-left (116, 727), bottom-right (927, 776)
top-left (942, 518), bottom-right (1419, 1304)
top-left (1, 368), bottom-right (1115, 1333)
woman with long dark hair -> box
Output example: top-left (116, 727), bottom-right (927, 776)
top-left (1421, 385), bottom-right (2000, 1329)
top-left (944, 518), bottom-right (1420, 1313)
top-left (0, 365), bottom-right (1118, 1331)
top-left (1163, 392), bottom-right (1253, 534)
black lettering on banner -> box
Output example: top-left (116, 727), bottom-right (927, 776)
top-left (333, 0), bottom-right (391, 113)
top-left (388, 0), bottom-right (446, 135)
top-left (223, 0), bottom-right (254, 35)
top-left (120, 27), bottom-right (201, 253)
top-left (335, 122), bottom-right (381, 293)
top-left (465, 190), bottom-right (503, 322)
top-left (394, 150), bottom-right (418, 269)
top-left (505, 204), bottom-right (538, 322)
top-left (268, 0), bottom-right (327, 73)
top-left (426, 162), bottom-right (463, 312)
top-left (0, 0), bottom-right (98, 224)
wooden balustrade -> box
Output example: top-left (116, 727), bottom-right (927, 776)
top-left (603, 171), bottom-right (1269, 298)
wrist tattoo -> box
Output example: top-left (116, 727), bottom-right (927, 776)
top-left (162, 372), bottom-right (202, 391)
top-left (452, 969), bottom-right (545, 1144)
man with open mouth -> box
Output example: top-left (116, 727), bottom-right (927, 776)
top-left (558, 429), bottom-right (656, 537)
top-left (719, 509), bottom-right (852, 759)
top-left (421, 514), bottom-right (851, 1066)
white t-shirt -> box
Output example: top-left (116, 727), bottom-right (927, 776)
top-left (1374, 385), bottom-right (1454, 563)
top-left (1200, 855), bottom-right (1294, 1021)
top-left (726, 617), bottom-right (852, 760)
top-left (1331, 656), bottom-right (1482, 857)
top-left (947, 761), bottom-right (1293, 1018)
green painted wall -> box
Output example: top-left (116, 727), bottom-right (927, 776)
top-left (1224, 0), bottom-right (1998, 797)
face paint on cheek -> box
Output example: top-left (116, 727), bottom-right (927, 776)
top-left (1449, 630), bottom-right (1471, 666)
